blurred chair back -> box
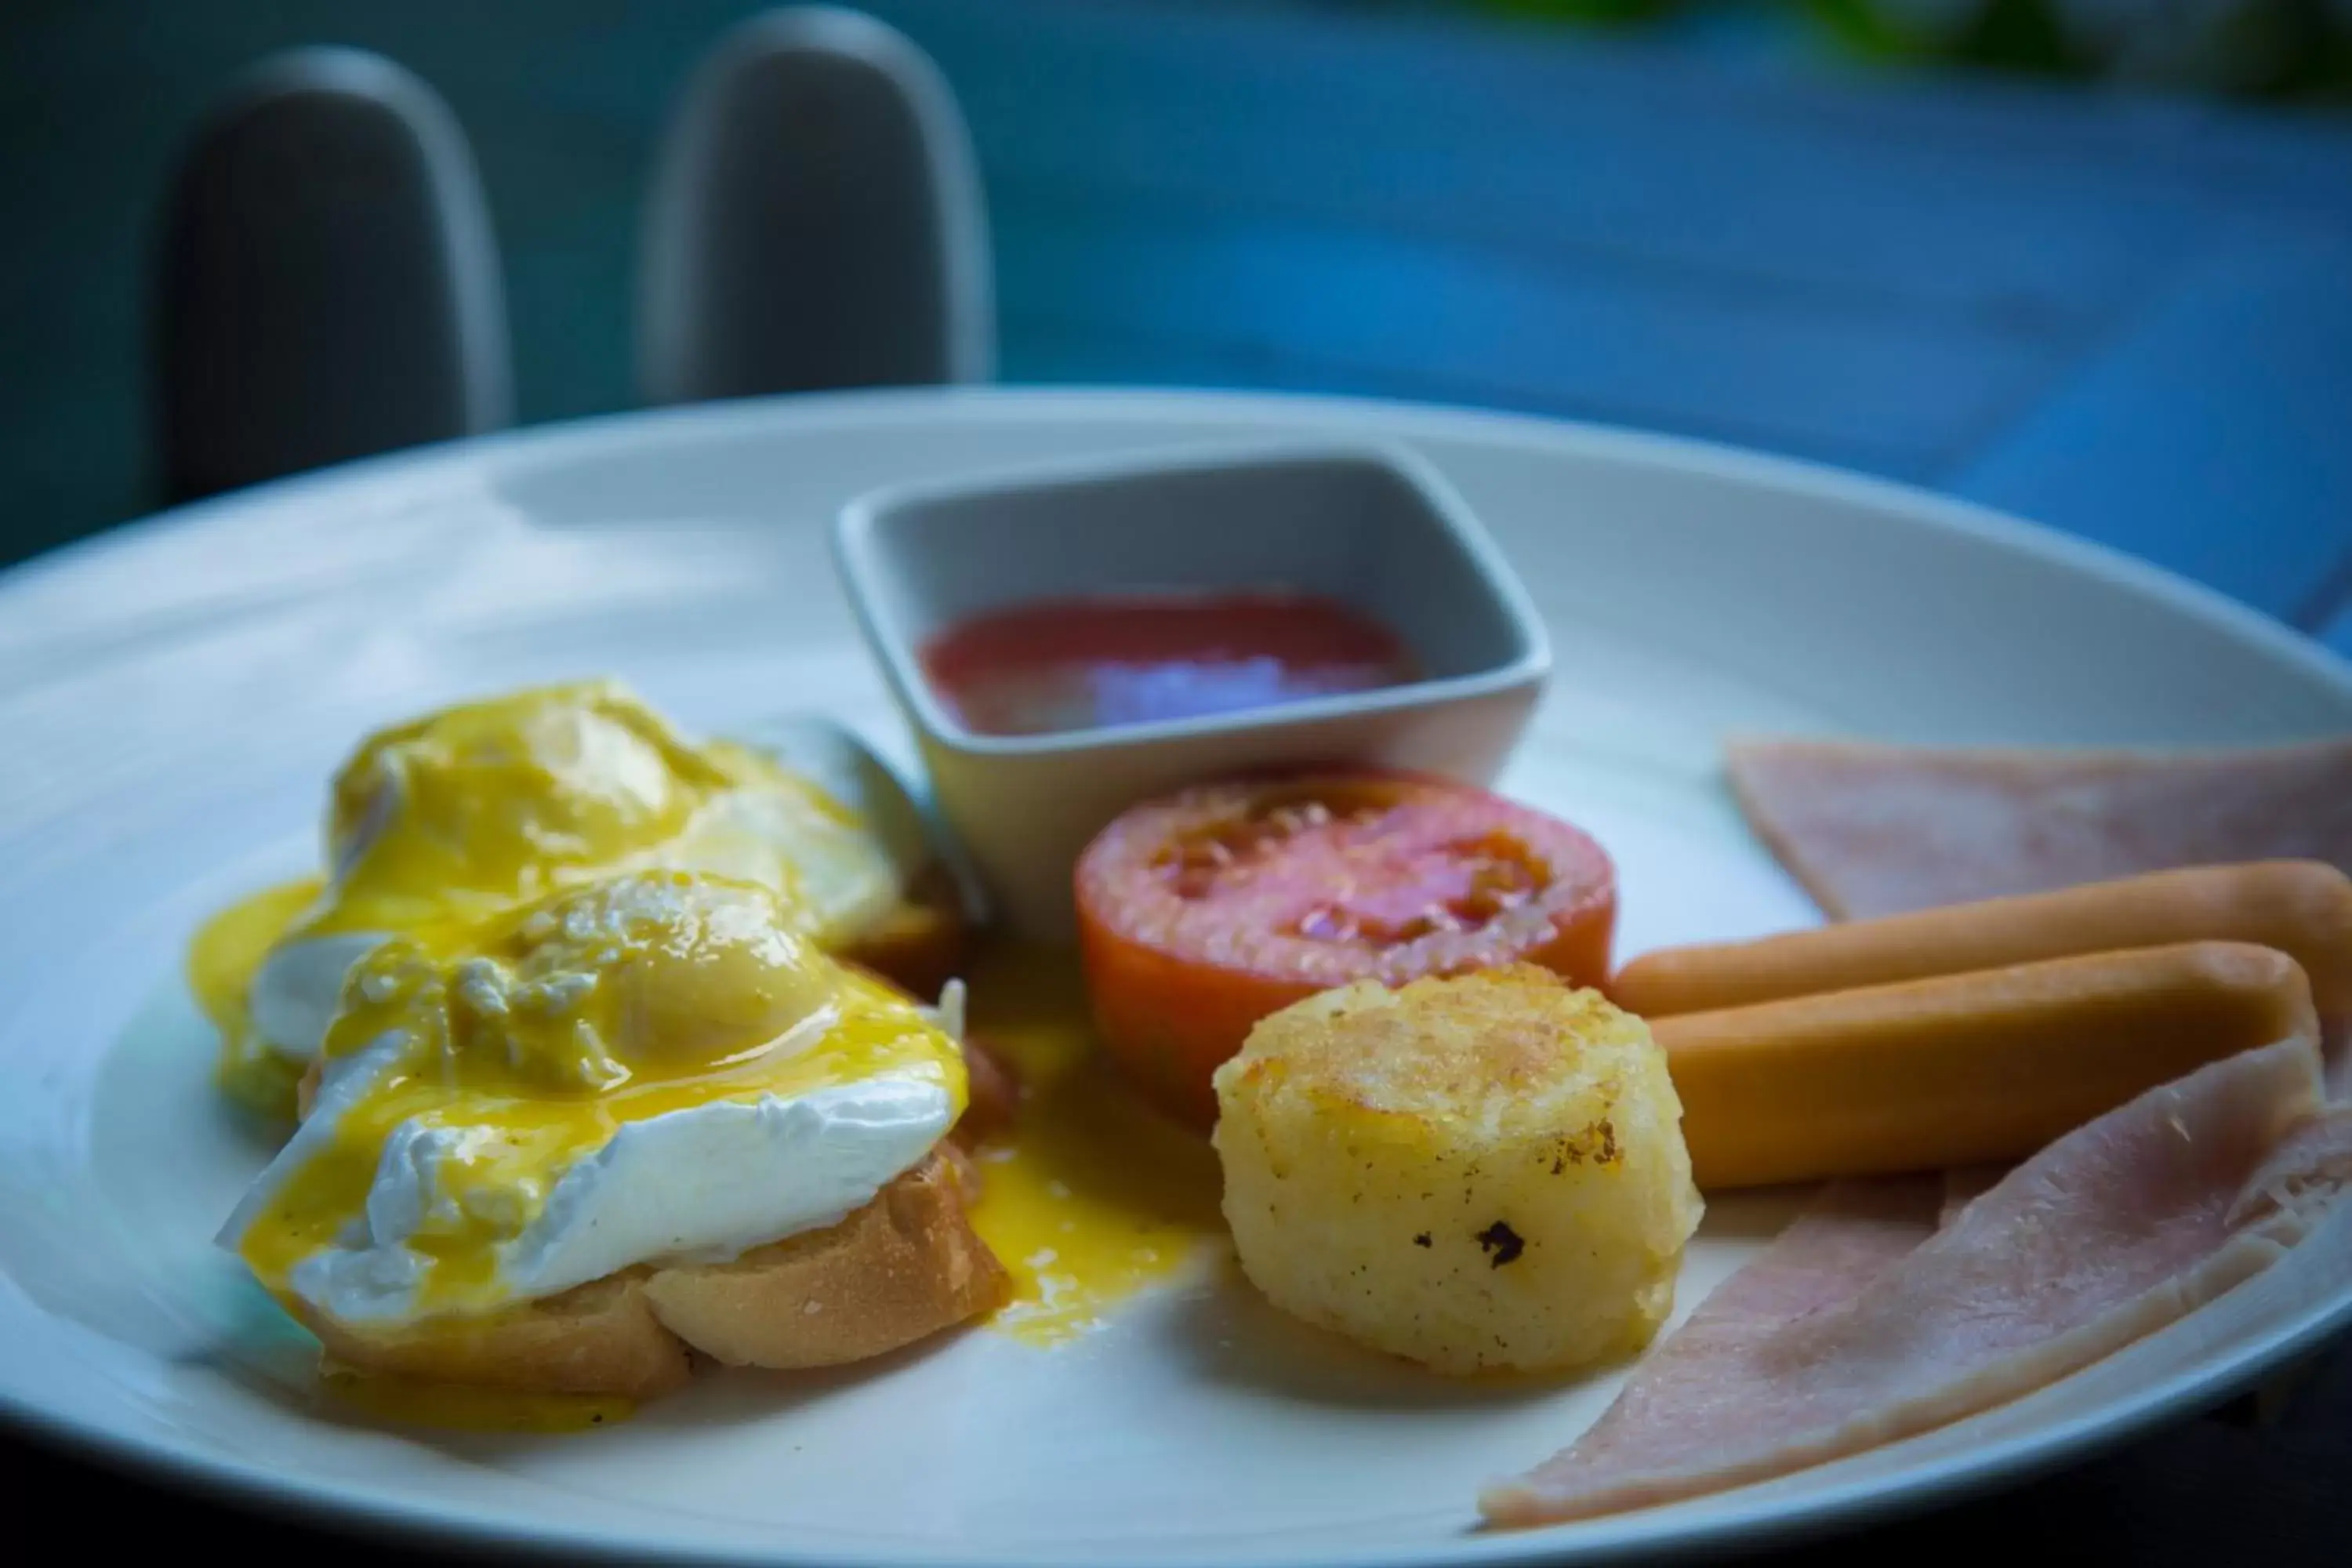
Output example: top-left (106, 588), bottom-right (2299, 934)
top-left (639, 7), bottom-right (993, 404)
top-left (152, 47), bottom-right (510, 504)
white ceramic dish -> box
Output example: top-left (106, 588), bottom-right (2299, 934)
top-left (833, 443), bottom-right (1548, 935)
top-left (0, 387), bottom-right (2347, 1568)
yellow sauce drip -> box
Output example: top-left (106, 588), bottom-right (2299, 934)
top-left (320, 1364), bottom-right (632, 1433)
top-left (187, 877), bottom-right (324, 1116)
top-left (964, 942), bottom-right (1225, 1345)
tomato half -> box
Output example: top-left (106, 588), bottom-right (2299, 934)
top-left (1074, 771), bottom-right (1617, 1127)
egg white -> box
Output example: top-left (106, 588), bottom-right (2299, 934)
top-left (218, 1035), bottom-right (954, 1323)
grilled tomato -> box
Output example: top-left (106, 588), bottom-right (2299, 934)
top-left (1074, 771), bottom-right (1615, 1126)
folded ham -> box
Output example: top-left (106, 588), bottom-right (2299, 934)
top-left (1724, 738), bottom-right (2352, 922)
top-left (1937, 1164), bottom-right (2008, 1229)
top-left (1481, 1033), bottom-right (2352, 1527)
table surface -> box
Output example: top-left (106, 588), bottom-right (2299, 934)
top-left (4, 0), bottom-right (2351, 1560)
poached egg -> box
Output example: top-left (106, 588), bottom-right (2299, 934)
top-left (193, 681), bottom-right (938, 1112)
top-left (220, 869), bottom-right (966, 1324)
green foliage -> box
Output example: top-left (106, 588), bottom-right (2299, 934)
top-left (1809, 0), bottom-right (2082, 74)
top-left (1460, 0), bottom-right (2352, 99)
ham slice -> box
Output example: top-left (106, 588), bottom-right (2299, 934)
top-left (1724, 737), bottom-right (2352, 922)
top-left (1481, 1033), bottom-right (2352, 1526)
top-left (1937, 1164), bottom-right (2009, 1229)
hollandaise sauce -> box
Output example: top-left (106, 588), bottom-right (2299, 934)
top-left (188, 877), bottom-right (324, 1115)
top-left (189, 682), bottom-right (919, 1128)
top-left (296, 681), bottom-right (866, 945)
top-left (961, 942), bottom-right (1225, 1344)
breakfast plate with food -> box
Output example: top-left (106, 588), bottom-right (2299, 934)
top-left (0, 387), bottom-right (2347, 1566)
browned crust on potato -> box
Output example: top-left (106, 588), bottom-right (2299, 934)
top-left (296, 1152), bottom-right (1002, 1396)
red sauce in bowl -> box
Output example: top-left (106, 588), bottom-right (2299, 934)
top-left (920, 590), bottom-right (1418, 738)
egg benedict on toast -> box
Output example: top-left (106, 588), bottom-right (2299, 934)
top-left (220, 869), bottom-right (1006, 1399)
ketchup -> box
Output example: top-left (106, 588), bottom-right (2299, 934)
top-left (920, 590), bottom-right (1418, 737)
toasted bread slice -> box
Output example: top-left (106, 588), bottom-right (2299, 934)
top-left (835, 862), bottom-right (968, 1001)
top-left (301, 1268), bottom-right (693, 1400)
top-left (643, 1148), bottom-right (1004, 1368)
top-left (297, 1152), bottom-right (1004, 1397)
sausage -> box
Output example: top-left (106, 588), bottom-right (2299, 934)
top-left (1656, 941), bottom-right (2318, 1190)
top-left (1616, 860), bottom-right (2352, 1018)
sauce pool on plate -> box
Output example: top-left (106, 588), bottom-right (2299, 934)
top-left (920, 590), bottom-right (1418, 738)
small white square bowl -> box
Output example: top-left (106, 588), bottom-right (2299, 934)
top-left (832, 443), bottom-right (1551, 937)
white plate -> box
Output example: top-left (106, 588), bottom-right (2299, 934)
top-left (2, 388), bottom-right (2347, 1567)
